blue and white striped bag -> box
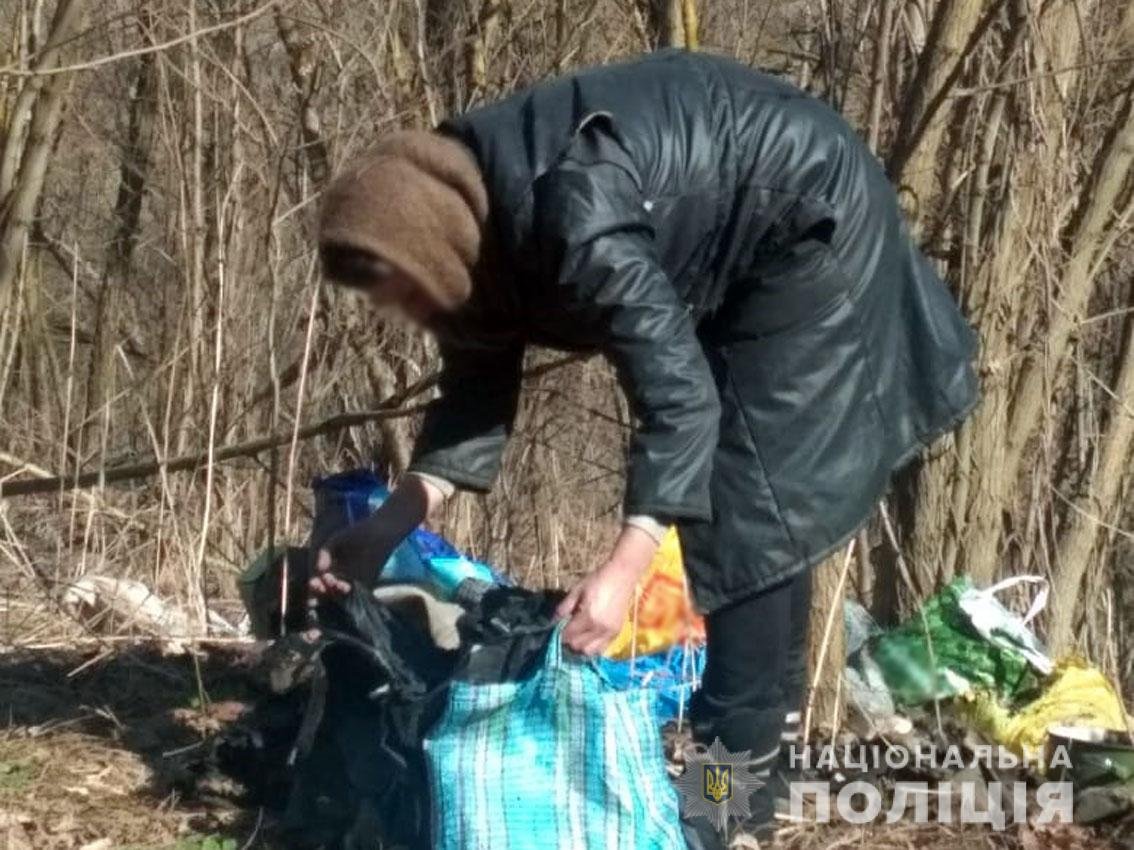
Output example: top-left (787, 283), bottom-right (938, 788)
top-left (424, 624), bottom-right (686, 850)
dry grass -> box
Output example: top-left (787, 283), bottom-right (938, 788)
top-left (0, 644), bottom-right (269, 849)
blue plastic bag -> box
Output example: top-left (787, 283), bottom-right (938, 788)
top-left (598, 643), bottom-right (707, 726)
top-left (424, 625), bottom-right (687, 850)
top-left (310, 471), bottom-right (509, 595)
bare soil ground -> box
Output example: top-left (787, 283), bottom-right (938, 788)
top-left (0, 643), bottom-right (1127, 850)
top-left (0, 644), bottom-right (268, 850)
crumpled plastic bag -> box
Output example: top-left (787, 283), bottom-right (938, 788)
top-left (605, 527), bottom-right (705, 660)
top-left (597, 643), bottom-right (707, 725)
top-left (959, 576), bottom-right (1051, 674)
top-left (958, 657), bottom-right (1129, 765)
top-left (63, 573), bottom-right (238, 638)
top-left (843, 600), bottom-right (902, 730)
top-left (870, 576), bottom-right (1051, 706)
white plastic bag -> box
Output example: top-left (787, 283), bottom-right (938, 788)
top-left (956, 575), bottom-right (1053, 675)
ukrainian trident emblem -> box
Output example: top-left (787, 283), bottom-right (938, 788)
top-left (675, 738), bottom-right (763, 831)
top-left (703, 763), bottom-right (733, 804)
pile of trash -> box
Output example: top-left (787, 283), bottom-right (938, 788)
top-left (239, 470), bottom-right (707, 723)
top-left (230, 470), bottom-right (708, 848)
top-left (844, 574), bottom-right (1134, 824)
top-left (45, 467), bottom-right (1134, 845)
top-left (222, 470), bottom-right (1132, 844)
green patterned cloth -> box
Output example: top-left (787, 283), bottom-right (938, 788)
top-left (871, 577), bottom-right (1044, 707)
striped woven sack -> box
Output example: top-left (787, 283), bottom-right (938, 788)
top-left (424, 623), bottom-right (686, 850)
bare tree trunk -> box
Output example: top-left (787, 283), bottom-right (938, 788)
top-left (680, 0), bottom-right (699, 49)
top-left (902, 4), bottom-right (1024, 591)
top-left (903, 0), bottom-right (1134, 608)
top-left (1005, 89), bottom-right (1134, 480)
top-left (887, 0), bottom-right (985, 210)
top-left (957, 77), bottom-right (1134, 580)
top-left (653, 0), bottom-right (698, 48)
top-left (1049, 265), bottom-right (1134, 652)
top-left (465, 0), bottom-right (504, 101)
top-left (85, 25), bottom-right (156, 458)
top-left (348, 320), bottom-right (414, 476)
top-left (275, 10), bottom-right (329, 186)
top-left (0, 0), bottom-right (85, 304)
top-left (866, 0), bottom-right (896, 154)
top-left (804, 543), bottom-right (854, 739)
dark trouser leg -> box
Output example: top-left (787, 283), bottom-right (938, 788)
top-left (779, 572), bottom-right (812, 758)
top-left (689, 570), bottom-right (812, 833)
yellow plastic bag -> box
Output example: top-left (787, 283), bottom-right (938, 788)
top-left (604, 528), bottom-right (706, 660)
top-left (961, 657), bottom-right (1128, 766)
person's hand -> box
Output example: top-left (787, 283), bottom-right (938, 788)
top-left (556, 559), bottom-right (640, 656)
top-left (308, 516), bottom-right (398, 599)
top-left (308, 476), bottom-right (443, 600)
top-left (556, 525), bottom-right (659, 656)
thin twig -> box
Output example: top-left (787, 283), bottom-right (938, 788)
top-left (950, 54), bottom-right (1134, 97)
top-left (802, 539), bottom-right (855, 744)
top-left (0, 403), bottom-right (430, 497)
top-left (0, 2), bottom-right (283, 77)
top-left (0, 353), bottom-right (585, 497)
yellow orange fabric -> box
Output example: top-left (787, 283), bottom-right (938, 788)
top-left (605, 527), bottom-right (706, 659)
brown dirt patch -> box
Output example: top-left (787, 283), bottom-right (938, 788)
top-left (0, 642), bottom-right (276, 849)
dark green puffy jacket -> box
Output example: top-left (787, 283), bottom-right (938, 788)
top-left (408, 50), bottom-right (978, 609)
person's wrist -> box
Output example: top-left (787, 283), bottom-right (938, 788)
top-left (609, 526), bottom-right (657, 576)
top-left (348, 513), bottom-right (398, 562)
top-left (386, 480), bottom-right (430, 528)
top-left (402, 472), bottom-right (449, 516)
top-left (605, 550), bottom-right (651, 581)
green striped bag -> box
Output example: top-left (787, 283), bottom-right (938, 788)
top-left (424, 624), bottom-right (686, 850)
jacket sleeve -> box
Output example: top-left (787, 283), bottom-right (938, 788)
top-left (535, 142), bottom-right (720, 522)
top-left (407, 336), bottom-right (524, 492)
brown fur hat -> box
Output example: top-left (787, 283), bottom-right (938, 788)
top-left (318, 131), bottom-right (489, 309)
